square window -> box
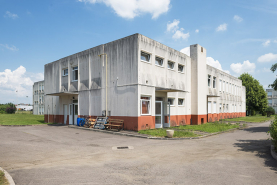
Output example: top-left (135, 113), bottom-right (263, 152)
top-left (72, 66), bottom-right (78, 81)
top-left (155, 57), bottom-right (163, 66)
top-left (141, 52), bottom-right (150, 62)
top-left (168, 61), bottom-right (174, 69)
top-left (141, 96), bottom-right (151, 115)
top-left (168, 98), bottom-right (175, 106)
top-left (178, 98), bottom-right (184, 105)
top-left (178, 64), bottom-right (184, 72)
top-left (63, 68), bottom-right (68, 76)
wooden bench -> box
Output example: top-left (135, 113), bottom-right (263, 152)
top-left (84, 118), bottom-right (96, 128)
top-left (104, 119), bottom-right (124, 131)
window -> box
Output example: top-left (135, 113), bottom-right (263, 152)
top-left (178, 64), bottom-right (184, 72)
top-left (213, 77), bottom-right (216, 88)
top-left (168, 61), bottom-right (175, 69)
top-left (223, 81), bottom-right (225, 92)
top-left (168, 98), bottom-right (175, 106)
top-left (208, 75), bottom-right (211, 87)
top-left (155, 57), bottom-right (163, 66)
top-left (219, 103), bottom-right (222, 113)
top-left (213, 102), bottom-right (216, 113)
top-left (219, 80), bottom-right (222, 91)
top-left (63, 68), bottom-right (68, 76)
top-left (226, 82), bottom-right (228, 93)
top-left (269, 99), bottom-right (272, 104)
top-left (141, 52), bottom-right (150, 62)
top-left (178, 98), bottom-right (184, 106)
top-left (223, 104), bottom-right (225, 113)
top-left (72, 66), bottom-right (78, 81)
top-left (208, 101), bottom-right (212, 114)
top-left (42, 85), bottom-right (44, 91)
top-left (141, 96), bottom-right (151, 115)
top-left (226, 104), bottom-right (228, 112)
top-left (268, 91), bottom-right (272, 96)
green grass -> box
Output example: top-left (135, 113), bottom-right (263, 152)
top-left (15, 110), bottom-right (33, 114)
top-left (138, 129), bottom-right (198, 138)
top-left (0, 114), bottom-right (46, 125)
top-left (0, 171), bottom-right (9, 185)
top-left (175, 122), bottom-right (240, 133)
top-left (222, 114), bottom-right (273, 123)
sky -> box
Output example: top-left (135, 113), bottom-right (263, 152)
top-left (0, 0), bottom-right (277, 104)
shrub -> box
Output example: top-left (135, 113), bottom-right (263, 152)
top-left (251, 110), bottom-right (256, 116)
top-left (269, 116), bottom-right (277, 152)
top-left (266, 107), bottom-right (275, 117)
top-left (5, 107), bottom-right (16, 114)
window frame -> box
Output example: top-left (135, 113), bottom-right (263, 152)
top-left (208, 101), bottom-right (212, 114)
top-left (178, 98), bottom-right (184, 106)
top-left (141, 51), bottom-right (151, 63)
top-left (140, 96), bottom-right (151, 115)
top-left (167, 60), bottom-right (175, 70)
top-left (213, 77), bottom-right (216, 88)
top-left (168, 98), bottom-right (175, 106)
top-left (63, 68), bottom-right (68, 76)
top-left (208, 75), bottom-right (211, 87)
top-left (72, 66), bottom-right (78, 82)
top-left (155, 56), bottom-right (164, 67)
top-left (178, 64), bottom-right (184, 73)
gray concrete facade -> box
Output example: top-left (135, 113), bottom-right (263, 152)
top-left (33, 80), bottom-right (44, 115)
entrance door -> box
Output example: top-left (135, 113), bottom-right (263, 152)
top-left (63, 104), bottom-right (68, 124)
top-left (69, 104), bottom-right (73, 125)
top-left (73, 103), bottom-right (78, 125)
top-left (155, 101), bottom-right (163, 128)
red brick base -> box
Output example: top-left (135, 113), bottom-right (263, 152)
top-left (45, 112), bottom-right (246, 131)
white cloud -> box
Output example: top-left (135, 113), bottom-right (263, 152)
top-left (78, 0), bottom-right (170, 19)
top-left (262, 39), bottom-right (270, 47)
top-left (0, 66), bottom-right (43, 104)
top-left (257, 53), bottom-right (277, 62)
top-left (4, 11), bottom-right (18, 19)
top-left (233, 15), bottom-right (243, 22)
top-left (274, 40), bottom-right (277, 43)
top-left (216, 23), bottom-right (227, 32)
top-left (180, 47), bottom-right (190, 56)
top-left (0, 44), bottom-right (19, 51)
top-left (206, 57), bottom-right (230, 74)
top-left (172, 28), bottom-right (189, 40)
top-left (167, 19), bottom-right (179, 32)
top-left (230, 60), bottom-right (256, 74)
top-left (195, 29), bottom-right (199, 33)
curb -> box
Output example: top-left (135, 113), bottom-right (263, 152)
top-left (0, 123), bottom-right (63, 127)
top-left (271, 145), bottom-right (277, 161)
top-left (68, 125), bottom-right (243, 140)
top-left (0, 167), bottom-right (15, 185)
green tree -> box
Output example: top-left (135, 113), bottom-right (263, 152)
top-left (269, 63), bottom-right (277, 90)
top-left (239, 73), bottom-right (268, 115)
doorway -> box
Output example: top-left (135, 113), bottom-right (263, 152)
top-left (63, 104), bottom-right (68, 124)
top-left (155, 101), bottom-right (163, 128)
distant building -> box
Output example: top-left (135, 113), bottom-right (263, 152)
top-left (33, 81), bottom-right (45, 115)
top-left (266, 89), bottom-right (277, 113)
top-left (16, 104), bottom-right (33, 111)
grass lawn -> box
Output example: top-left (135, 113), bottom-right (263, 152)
top-left (175, 122), bottom-right (240, 133)
top-left (222, 114), bottom-right (273, 123)
top-left (0, 171), bottom-right (8, 185)
top-left (0, 113), bottom-right (46, 125)
top-left (138, 129), bottom-right (198, 138)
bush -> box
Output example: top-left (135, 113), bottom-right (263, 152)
top-left (251, 110), bottom-right (256, 116)
top-left (266, 107), bottom-right (275, 117)
top-left (5, 107), bottom-right (16, 114)
top-left (269, 116), bottom-right (277, 152)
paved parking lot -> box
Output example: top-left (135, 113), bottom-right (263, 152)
top-left (0, 121), bottom-right (277, 185)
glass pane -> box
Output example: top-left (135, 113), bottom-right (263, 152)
top-left (141, 100), bottom-right (150, 114)
top-left (155, 102), bottom-right (161, 114)
top-left (178, 65), bottom-right (183, 72)
top-left (70, 105), bottom-right (72, 115)
top-left (155, 57), bottom-right (163, 66)
top-left (74, 105), bottom-right (78, 115)
top-left (155, 116), bottom-right (161, 124)
top-left (141, 52), bottom-right (150, 62)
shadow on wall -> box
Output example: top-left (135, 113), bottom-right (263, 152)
top-left (234, 139), bottom-right (277, 173)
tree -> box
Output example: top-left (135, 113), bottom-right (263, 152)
top-left (266, 107), bottom-right (275, 117)
top-left (269, 63), bottom-right (277, 90)
top-left (239, 73), bottom-right (268, 115)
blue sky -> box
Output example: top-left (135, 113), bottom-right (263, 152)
top-left (0, 0), bottom-right (277, 104)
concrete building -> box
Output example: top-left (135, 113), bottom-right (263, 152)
top-left (44, 34), bottom-right (246, 131)
top-left (266, 89), bottom-right (277, 113)
top-left (33, 80), bottom-right (45, 115)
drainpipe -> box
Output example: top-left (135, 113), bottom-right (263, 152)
top-left (98, 52), bottom-right (108, 117)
